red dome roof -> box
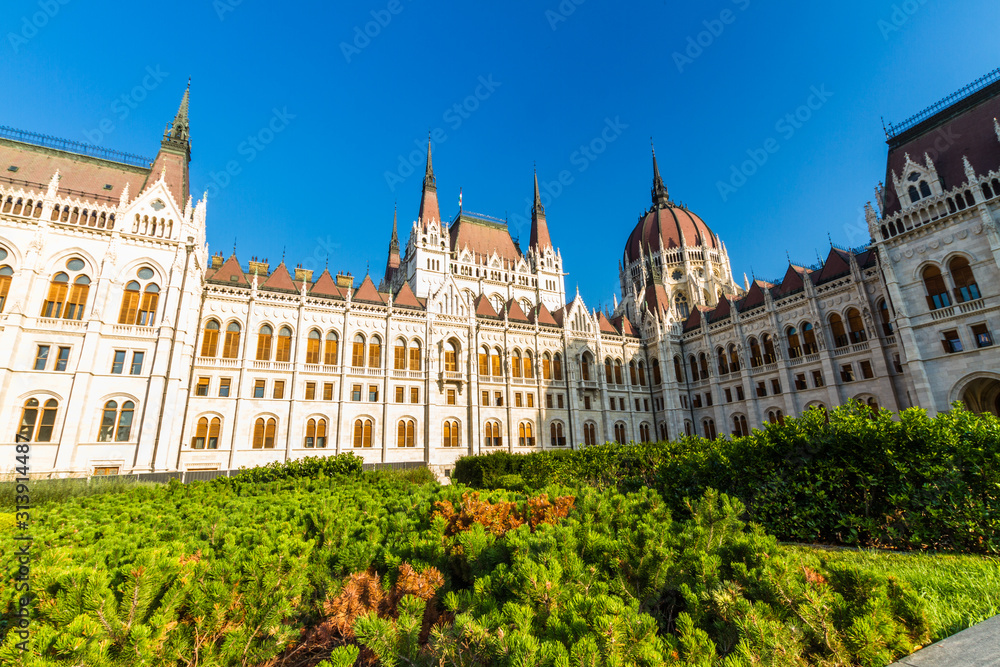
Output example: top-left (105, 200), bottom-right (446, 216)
top-left (624, 204), bottom-right (718, 264)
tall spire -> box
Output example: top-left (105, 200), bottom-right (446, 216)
top-left (145, 80), bottom-right (192, 203)
top-left (651, 141), bottom-right (669, 207)
top-left (530, 167), bottom-right (553, 252)
top-left (389, 203), bottom-right (399, 254)
top-left (383, 205), bottom-right (401, 288)
top-left (164, 79), bottom-right (191, 151)
top-left (418, 136), bottom-right (440, 228)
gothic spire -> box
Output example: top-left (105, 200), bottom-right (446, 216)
top-left (418, 137), bottom-right (441, 228)
top-left (389, 203), bottom-right (399, 254)
top-left (530, 167), bottom-right (553, 252)
top-left (651, 141), bottom-right (669, 207)
top-left (164, 79), bottom-right (191, 150)
top-left (146, 81), bottom-right (191, 203)
top-left (423, 136), bottom-right (436, 189)
top-left (383, 205), bottom-right (401, 288)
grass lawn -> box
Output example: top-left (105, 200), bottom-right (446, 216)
top-left (786, 545), bottom-right (1000, 642)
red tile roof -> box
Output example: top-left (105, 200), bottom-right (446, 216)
top-left (393, 281), bottom-right (423, 309)
top-left (533, 303), bottom-right (560, 327)
top-left (812, 248), bottom-right (851, 284)
top-left (474, 294), bottom-right (499, 318)
top-left (260, 262), bottom-right (297, 292)
top-left (624, 203), bottom-right (718, 265)
top-left (353, 275), bottom-right (384, 304)
top-left (598, 313), bottom-right (618, 335)
top-left (773, 265), bottom-right (806, 298)
top-left (550, 307), bottom-right (565, 326)
top-left (208, 254), bottom-right (250, 287)
top-left (449, 214), bottom-right (523, 264)
top-left (506, 298), bottom-right (529, 322)
top-left (310, 269), bottom-right (346, 299)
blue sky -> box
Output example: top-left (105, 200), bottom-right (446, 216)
top-left (3, 0), bottom-right (999, 309)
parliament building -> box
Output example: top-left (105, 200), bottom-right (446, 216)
top-left (2, 71), bottom-right (999, 477)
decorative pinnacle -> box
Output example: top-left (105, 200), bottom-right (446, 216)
top-left (389, 204), bottom-right (399, 254)
top-left (423, 135), bottom-right (436, 189)
top-left (651, 141), bottom-right (669, 207)
top-left (533, 168), bottom-right (544, 216)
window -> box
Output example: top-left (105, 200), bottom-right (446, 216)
top-left (802, 323), bottom-right (818, 355)
top-left (524, 351), bottom-right (534, 380)
top-left (130, 352), bottom-right (145, 375)
top-left (724, 388), bottom-right (733, 403)
top-left (324, 383), bottom-right (334, 400)
top-left (111, 350), bottom-right (126, 374)
top-left (0, 264), bottom-right (12, 312)
top-left (972, 324), bottom-right (993, 348)
top-left (583, 396), bottom-right (591, 410)
top-left (949, 257), bottom-right (980, 303)
top-left (619, 397), bottom-right (625, 410)
top-left (395, 386), bottom-right (404, 403)
top-left (484, 421), bottom-right (502, 447)
top-left (201, 320), bottom-right (220, 357)
top-left (840, 364), bottom-right (856, 383)
top-left (118, 275), bottom-right (160, 326)
top-left (305, 418), bottom-right (328, 448)
top-left (732, 415), bottom-right (749, 437)
top-left (542, 353), bottom-right (552, 379)
top-left (443, 420), bottom-right (460, 448)
top-left (614, 422), bottom-right (628, 443)
top-left (397, 419), bottom-right (415, 447)
top-left (394, 339), bottom-right (407, 370)
top-left (812, 370), bottom-right (824, 388)
top-left (692, 394), bottom-right (702, 409)
top-left (735, 385), bottom-right (745, 401)
top-left (98, 400), bottom-right (135, 442)
top-left (256, 325), bottom-right (274, 360)
top-left (527, 393), bottom-right (534, 408)
top-left (254, 380), bottom-right (266, 398)
top-left (557, 394), bottom-right (564, 409)
top-left (222, 322), bottom-right (242, 358)
top-left (767, 410), bottom-right (784, 425)
top-left (253, 417), bottom-right (277, 448)
top-left (368, 335), bottom-right (382, 369)
top-left (219, 378), bottom-right (231, 397)
top-left (794, 374), bottom-right (807, 390)
top-left (748, 338), bottom-right (763, 367)
top-left (829, 314), bottom-right (848, 348)
top-left (786, 327), bottom-right (801, 358)
top-left (191, 416), bottom-right (221, 449)
top-left (275, 327), bottom-right (292, 362)
top-left (447, 389), bottom-right (456, 405)
top-left (351, 384), bottom-right (362, 401)
top-left (546, 394), bottom-right (553, 408)
top-left (353, 419), bottom-right (373, 447)
top-left (306, 330), bottom-right (322, 364)
top-left (704, 393), bottom-right (713, 407)
top-left (515, 393), bottom-right (523, 408)
top-left (410, 387), bottom-right (419, 403)
top-left (306, 382), bottom-right (316, 400)
top-left (479, 346), bottom-right (490, 377)
top-left (34, 345), bottom-right (50, 370)
top-left (54, 346), bottom-right (70, 372)
top-left (878, 300), bottom-right (894, 336)
top-left (492, 348), bottom-right (503, 377)
top-left (495, 391), bottom-right (503, 407)
top-left (324, 332), bottom-right (339, 366)
top-left (550, 422), bottom-right (565, 446)
top-left (609, 397), bottom-right (616, 411)
top-left (756, 382), bottom-right (766, 398)
top-left (770, 379), bottom-right (781, 395)
top-left (92, 466), bottom-right (120, 476)
top-left (630, 361), bottom-right (638, 385)
top-left (518, 421), bottom-right (535, 447)
top-left (18, 398), bottom-right (58, 442)
top-left (846, 309), bottom-right (867, 344)
top-left (923, 265), bottom-right (951, 310)
top-left (269, 378), bottom-right (282, 397)
top-left (444, 340), bottom-right (458, 372)
top-left (942, 330), bottom-right (962, 354)
top-left (614, 360), bottom-right (623, 385)
top-left (368, 385), bottom-right (379, 402)
top-left (584, 422), bottom-right (597, 446)
top-left (581, 354), bottom-right (592, 381)
top-left (352, 334), bottom-right (366, 368)
top-left (553, 353), bottom-right (563, 380)
top-left (42, 265), bottom-right (90, 320)
top-left (859, 360), bottom-right (874, 379)
top-left (196, 377), bottom-right (210, 396)
top-left (639, 423), bottom-right (651, 443)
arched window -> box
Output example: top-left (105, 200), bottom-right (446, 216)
top-left (118, 281), bottom-right (141, 324)
top-left (275, 326), bottom-right (293, 362)
top-left (553, 353), bottom-right (563, 381)
top-left (581, 353), bottom-right (592, 381)
top-left (550, 422), bottom-right (565, 446)
top-left (919, 180), bottom-right (931, 198)
top-left (0, 264), bottom-right (12, 312)
top-left (396, 419), bottom-right (415, 447)
top-left (324, 332), bottom-right (339, 366)
top-left (18, 398), bottom-right (58, 442)
top-left (98, 400), bottom-right (135, 442)
top-left (305, 418), bottom-right (328, 448)
top-left (222, 322), bottom-right (242, 358)
top-left (675, 294), bottom-right (689, 320)
top-left (306, 330), bottom-right (322, 364)
top-left (786, 327), bottom-right (801, 358)
top-left (604, 357), bottom-right (613, 384)
top-left (949, 257), bottom-right (981, 303)
top-left (484, 421), bottom-right (502, 447)
top-left (689, 355), bottom-right (699, 380)
top-left (492, 347), bottom-right (503, 377)
top-left (513, 350), bottom-right (524, 379)
top-left (923, 265), bottom-right (951, 310)
top-left (542, 352), bottom-right (552, 379)
top-left (479, 346), bottom-right (490, 377)
top-left (201, 320), bottom-right (221, 357)
top-left (732, 415), bottom-right (749, 437)
top-left (368, 335), bottom-right (382, 368)
top-left (908, 185), bottom-right (920, 204)
top-left (717, 347), bottom-right (729, 375)
top-left (352, 334), bottom-right (367, 368)
top-left (767, 410), bottom-right (784, 425)
top-left (802, 323), bottom-right (818, 355)
top-left (256, 325), bottom-right (274, 361)
top-left (639, 423), bottom-right (651, 443)
top-left (658, 422), bottom-right (669, 441)
top-left (444, 340), bottom-right (459, 372)
top-left (40, 273), bottom-right (68, 319)
top-left (192, 416), bottom-right (221, 449)
top-left (119, 266), bottom-right (160, 326)
top-left (443, 420), bottom-right (460, 448)
top-left (703, 419), bottom-right (717, 440)
top-left (878, 300), bottom-right (893, 336)
top-left (638, 361), bottom-right (646, 386)
top-left (748, 338), bottom-right (763, 367)
top-left (652, 358), bottom-right (662, 385)
top-left (252, 417), bottom-right (277, 448)
top-left (43, 259), bottom-right (92, 320)
top-left (394, 338), bottom-right (408, 370)
top-left (674, 356), bottom-right (684, 383)
top-left (613, 422), bottom-right (628, 443)
top-left (829, 313), bottom-right (848, 348)
top-left (698, 353), bottom-right (709, 380)
top-left (614, 360), bottom-right (623, 385)
top-left (523, 351), bottom-right (534, 379)
top-left (518, 421), bottom-right (535, 447)
top-left (352, 418), bottom-right (373, 448)
top-left (728, 344), bottom-right (740, 371)
top-left (584, 421), bottom-right (598, 446)
top-left (762, 334), bottom-right (776, 364)
top-left (629, 361), bottom-right (638, 386)
top-left (846, 308), bottom-right (866, 344)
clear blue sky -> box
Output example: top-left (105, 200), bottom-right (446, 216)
top-left (3, 0), bottom-right (999, 309)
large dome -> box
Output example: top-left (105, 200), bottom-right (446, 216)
top-left (623, 203), bottom-right (719, 265)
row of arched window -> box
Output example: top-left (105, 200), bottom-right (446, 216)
top-left (479, 347), bottom-right (565, 381)
top-left (921, 257), bottom-right (981, 310)
top-left (16, 398), bottom-right (134, 443)
top-left (603, 358), bottom-right (648, 387)
top-left (881, 183), bottom-right (994, 240)
top-left (1, 197), bottom-right (117, 228)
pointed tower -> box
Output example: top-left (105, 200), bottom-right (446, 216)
top-left (382, 205), bottom-right (401, 288)
top-left (529, 169), bottom-right (553, 252)
top-left (651, 143), bottom-right (669, 208)
top-left (418, 138), bottom-right (441, 229)
top-left (146, 81), bottom-right (191, 204)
